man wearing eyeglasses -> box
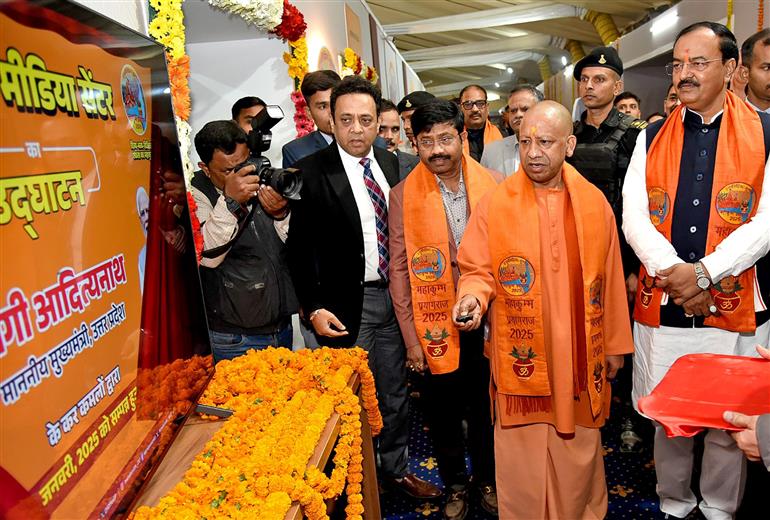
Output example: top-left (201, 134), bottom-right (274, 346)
top-left (623, 22), bottom-right (770, 520)
top-left (459, 85), bottom-right (503, 162)
top-left (389, 99), bottom-right (501, 519)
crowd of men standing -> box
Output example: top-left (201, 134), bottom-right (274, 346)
top-left (188, 21), bottom-right (770, 520)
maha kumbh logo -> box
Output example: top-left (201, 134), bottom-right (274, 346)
top-left (648, 187), bottom-right (670, 226)
top-left (498, 256), bottom-right (534, 296)
top-left (120, 65), bottom-right (147, 136)
top-left (589, 277), bottom-right (603, 314)
top-left (411, 247), bottom-right (446, 282)
top-left (716, 183), bottom-right (755, 225)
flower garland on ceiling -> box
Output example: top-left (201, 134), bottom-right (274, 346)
top-left (208, 0), bottom-right (313, 137)
top-left (130, 347), bottom-right (382, 520)
top-left (342, 47), bottom-right (379, 84)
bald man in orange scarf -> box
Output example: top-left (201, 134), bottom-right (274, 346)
top-left (452, 101), bottom-right (633, 519)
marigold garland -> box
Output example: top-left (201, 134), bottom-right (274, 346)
top-left (283, 36), bottom-right (308, 89)
top-left (167, 54), bottom-right (190, 120)
top-left (131, 347), bottom-right (382, 519)
top-left (186, 191), bottom-right (204, 262)
top-left (148, 0), bottom-right (193, 190)
top-left (342, 47), bottom-right (378, 85)
top-left (136, 355), bottom-right (213, 419)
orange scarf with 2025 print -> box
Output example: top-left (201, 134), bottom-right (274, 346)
top-left (403, 153), bottom-right (497, 375)
top-left (634, 91), bottom-right (764, 333)
top-left (487, 163), bottom-right (610, 418)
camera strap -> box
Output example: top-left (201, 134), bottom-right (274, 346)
top-left (201, 203), bottom-right (257, 260)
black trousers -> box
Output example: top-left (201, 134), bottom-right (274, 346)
top-left (420, 328), bottom-right (495, 488)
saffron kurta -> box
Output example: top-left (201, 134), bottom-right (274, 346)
top-left (457, 180), bottom-right (633, 519)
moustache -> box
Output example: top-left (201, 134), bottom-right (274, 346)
top-left (384, 138), bottom-right (395, 146)
top-left (429, 154), bottom-right (452, 162)
top-left (678, 79), bottom-right (700, 88)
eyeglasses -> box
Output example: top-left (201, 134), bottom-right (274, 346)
top-left (665, 58), bottom-right (722, 76)
top-left (460, 100), bottom-right (488, 110)
top-left (418, 135), bottom-right (457, 149)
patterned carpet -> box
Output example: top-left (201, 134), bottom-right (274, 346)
top-left (380, 375), bottom-right (769, 520)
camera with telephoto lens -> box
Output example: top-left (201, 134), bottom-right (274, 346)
top-left (235, 104), bottom-right (302, 200)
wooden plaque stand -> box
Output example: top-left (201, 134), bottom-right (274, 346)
top-left (132, 374), bottom-right (380, 518)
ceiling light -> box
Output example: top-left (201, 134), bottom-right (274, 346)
top-left (487, 92), bottom-right (501, 102)
top-left (564, 64), bottom-right (574, 77)
top-left (650, 9), bottom-right (678, 35)
top-left (506, 67), bottom-right (513, 74)
top-left (489, 63), bottom-right (508, 70)
top-left (494, 82), bottom-right (500, 88)
top-left (561, 56), bottom-right (568, 66)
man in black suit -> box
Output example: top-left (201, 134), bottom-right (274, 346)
top-left (378, 99), bottom-right (419, 180)
top-left (282, 70), bottom-right (341, 168)
top-left (288, 76), bottom-right (441, 500)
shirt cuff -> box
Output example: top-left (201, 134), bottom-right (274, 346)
top-left (649, 255), bottom-right (685, 277)
top-left (700, 251), bottom-right (730, 284)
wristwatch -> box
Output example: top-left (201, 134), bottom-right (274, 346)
top-left (694, 261), bottom-right (711, 290)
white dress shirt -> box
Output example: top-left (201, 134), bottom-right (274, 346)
top-left (337, 144), bottom-right (391, 282)
top-left (747, 97), bottom-right (770, 114)
top-left (622, 107), bottom-right (770, 311)
top-left (320, 131), bottom-right (334, 144)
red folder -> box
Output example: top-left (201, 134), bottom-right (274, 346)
top-left (637, 353), bottom-right (770, 437)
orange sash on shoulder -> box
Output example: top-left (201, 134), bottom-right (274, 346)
top-left (462, 119), bottom-right (503, 157)
top-left (403, 154), bottom-right (498, 374)
top-left (486, 164), bottom-right (610, 418)
top-left (634, 91), bottom-right (764, 333)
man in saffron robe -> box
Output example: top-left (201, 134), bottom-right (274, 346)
top-left (452, 101), bottom-right (634, 519)
top-left (389, 99), bottom-right (501, 519)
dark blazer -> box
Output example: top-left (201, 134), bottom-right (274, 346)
top-left (287, 144), bottom-right (400, 346)
top-left (396, 150), bottom-right (420, 181)
top-left (282, 130), bottom-right (328, 168)
top-left (282, 131), bottom-right (389, 168)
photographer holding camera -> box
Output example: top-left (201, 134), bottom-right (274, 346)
top-left (192, 120), bottom-right (298, 363)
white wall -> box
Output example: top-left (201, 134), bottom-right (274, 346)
top-left (73, 0), bottom-right (148, 35)
top-left (183, 0), bottom-right (421, 166)
top-left (186, 37), bottom-right (294, 167)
